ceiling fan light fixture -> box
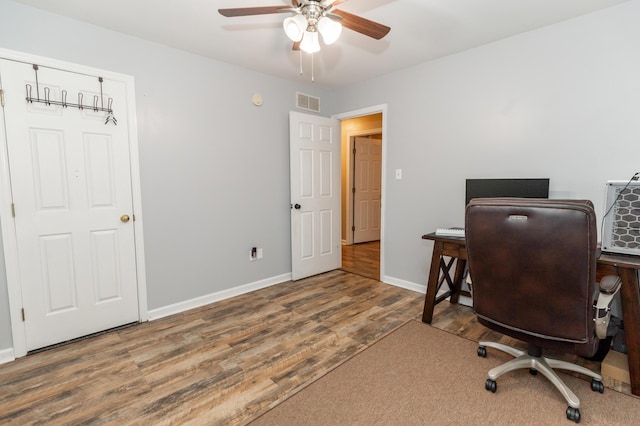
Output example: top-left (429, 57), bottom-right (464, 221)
top-left (283, 14), bottom-right (307, 42)
top-left (300, 31), bottom-right (320, 53)
top-left (317, 17), bottom-right (342, 45)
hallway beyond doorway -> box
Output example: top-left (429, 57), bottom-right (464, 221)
top-left (341, 241), bottom-right (380, 281)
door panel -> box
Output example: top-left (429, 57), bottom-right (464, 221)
top-left (320, 209), bottom-right (333, 254)
top-left (31, 128), bottom-right (69, 209)
top-left (41, 234), bottom-right (76, 312)
top-left (91, 229), bottom-right (121, 302)
top-left (85, 132), bottom-right (116, 206)
top-left (290, 112), bottom-right (341, 280)
top-left (0, 59), bottom-right (139, 351)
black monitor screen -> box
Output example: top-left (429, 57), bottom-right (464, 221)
top-left (465, 178), bottom-right (550, 205)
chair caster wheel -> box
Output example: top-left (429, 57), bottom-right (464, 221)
top-left (529, 368), bottom-right (537, 376)
top-left (591, 379), bottom-right (604, 393)
top-left (485, 379), bottom-right (497, 393)
top-left (477, 346), bottom-right (487, 357)
top-left (566, 406), bottom-right (581, 423)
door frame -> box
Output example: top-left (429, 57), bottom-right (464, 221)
top-left (345, 130), bottom-right (382, 246)
top-left (333, 104), bottom-right (387, 281)
top-left (0, 48), bottom-right (148, 358)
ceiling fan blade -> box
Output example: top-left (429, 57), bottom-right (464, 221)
top-left (218, 6), bottom-right (290, 17)
top-left (292, 41), bottom-right (301, 51)
top-left (332, 9), bottom-right (390, 40)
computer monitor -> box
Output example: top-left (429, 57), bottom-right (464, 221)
top-left (465, 178), bottom-right (550, 205)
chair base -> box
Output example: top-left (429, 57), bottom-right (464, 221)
top-left (479, 341), bottom-right (603, 409)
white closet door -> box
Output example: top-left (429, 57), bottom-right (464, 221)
top-left (0, 59), bottom-right (139, 351)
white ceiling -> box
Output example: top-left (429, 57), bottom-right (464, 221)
top-left (11, 0), bottom-right (630, 87)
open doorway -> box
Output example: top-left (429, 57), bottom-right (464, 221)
top-left (339, 112), bottom-right (383, 281)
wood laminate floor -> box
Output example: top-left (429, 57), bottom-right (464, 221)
top-left (0, 269), bottom-right (631, 425)
top-left (0, 271), bottom-right (424, 425)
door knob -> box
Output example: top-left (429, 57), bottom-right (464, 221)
top-left (294, 204), bottom-right (301, 210)
top-left (120, 214), bottom-right (130, 223)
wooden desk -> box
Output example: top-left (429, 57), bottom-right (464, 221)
top-left (421, 232), bottom-right (640, 396)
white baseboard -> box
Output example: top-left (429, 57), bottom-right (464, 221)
top-left (457, 295), bottom-right (473, 307)
top-left (382, 275), bottom-right (426, 294)
top-left (383, 275), bottom-right (473, 306)
top-left (148, 273), bottom-right (292, 321)
top-left (0, 347), bottom-right (15, 364)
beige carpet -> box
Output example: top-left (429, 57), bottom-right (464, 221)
top-left (249, 320), bottom-right (640, 425)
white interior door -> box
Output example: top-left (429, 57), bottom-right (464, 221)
top-left (0, 59), bottom-right (140, 351)
top-left (353, 136), bottom-right (381, 243)
top-left (290, 111), bottom-right (341, 280)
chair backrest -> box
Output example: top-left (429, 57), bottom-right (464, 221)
top-left (465, 198), bottom-right (598, 346)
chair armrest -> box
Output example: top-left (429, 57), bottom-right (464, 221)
top-left (595, 275), bottom-right (622, 339)
top-left (599, 275), bottom-right (622, 295)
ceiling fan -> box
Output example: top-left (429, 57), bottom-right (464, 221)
top-left (218, 0), bottom-right (390, 53)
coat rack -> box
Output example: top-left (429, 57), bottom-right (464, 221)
top-left (25, 64), bottom-right (117, 125)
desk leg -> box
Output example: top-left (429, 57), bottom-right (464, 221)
top-left (422, 243), bottom-right (443, 324)
top-left (619, 267), bottom-right (640, 396)
top-left (449, 259), bottom-right (467, 305)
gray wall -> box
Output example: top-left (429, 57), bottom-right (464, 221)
top-left (1, 0), bottom-right (639, 352)
top-left (0, 0), bottom-right (331, 350)
top-left (329, 0), bottom-right (640, 289)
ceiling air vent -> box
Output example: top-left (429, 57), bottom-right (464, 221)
top-left (296, 92), bottom-right (320, 112)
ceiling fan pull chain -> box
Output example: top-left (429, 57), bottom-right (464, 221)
top-left (311, 52), bottom-right (315, 82)
top-left (299, 50), bottom-right (303, 76)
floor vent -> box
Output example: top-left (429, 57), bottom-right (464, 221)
top-left (296, 92), bottom-right (320, 112)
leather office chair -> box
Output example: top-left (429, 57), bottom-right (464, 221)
top-left (465, 198), bottom-right (621, 423)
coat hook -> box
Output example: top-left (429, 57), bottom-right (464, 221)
top-left (105, 98), bottom-right (117, 125)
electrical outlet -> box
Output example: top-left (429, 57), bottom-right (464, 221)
top-left (257, 248), bottom-right (263, 259)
